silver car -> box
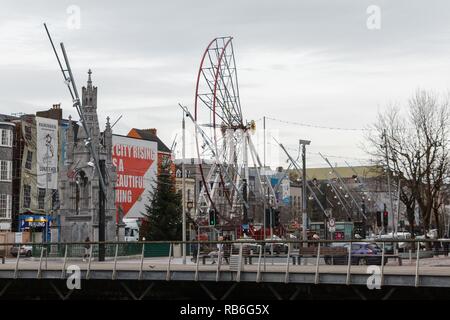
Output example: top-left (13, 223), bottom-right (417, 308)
top-left (10, 245), bottom-right (32, 257)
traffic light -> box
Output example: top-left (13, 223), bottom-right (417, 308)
top-left (209, 209), bottom-right (216, 226)
top-left (376, 211), bottom-right (382, 227)
top-left (265, 208), bottom-right (273, 227)
top-left (274, 210), bottom-right (281, 227)
top-left (383, 210), bottom-right (389, 228)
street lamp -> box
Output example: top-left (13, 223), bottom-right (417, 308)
top-left (299, 139), bottom-right (311, 245)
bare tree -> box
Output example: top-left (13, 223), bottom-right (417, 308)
top-left (410, 91), bottom-right (449, 236)
top-left (365, 90), bottom-right (450, 236)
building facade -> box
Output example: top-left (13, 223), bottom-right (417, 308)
top-left (7, 105), bottom-right (67, 241)
top-left (174, 158), bottom-right (213, 223)
top-left (58, 70), bottom-right (118, 242)
top-left (174, 165), bottom-right (196, 223)
top-left (0, 118), bottom-right (15, 231)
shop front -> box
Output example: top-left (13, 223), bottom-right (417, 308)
top-left (18, 214), bottom-right (59, 242)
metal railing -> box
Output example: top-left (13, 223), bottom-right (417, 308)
top-left (1, 239), bottom-right (449, 287)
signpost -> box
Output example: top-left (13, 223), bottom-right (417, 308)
top-left (334, 231), bottom-right (344, 240)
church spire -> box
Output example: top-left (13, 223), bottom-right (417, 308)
top-left (105, 116), bottom-right (111, 131)
top-left (87, 69), bottom-right (92, 89)
top-left (80, 68), bottom-right (99, 141)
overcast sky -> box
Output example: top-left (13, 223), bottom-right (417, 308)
top-left (2, 0), bottom-right (450, 168)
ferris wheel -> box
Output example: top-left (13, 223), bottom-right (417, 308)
top-left (182, 36), bottom-right (277, 228)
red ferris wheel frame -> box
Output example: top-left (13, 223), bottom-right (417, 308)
top-left (193, 37), bottom-right (244, 225)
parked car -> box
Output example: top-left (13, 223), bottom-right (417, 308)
top-left (324, 242), bottom-right (386, 265)
top-left (10, 245), bottom-right (32, 257)
top-left (374, 240), bottom-right (394, 254)
top-left (264, 235), bottom-right (289, 254)
top-left (351, 242), bottom-right (385, 265)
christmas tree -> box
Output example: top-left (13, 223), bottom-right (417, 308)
top-left (141, 158), bottom-right (182, 241)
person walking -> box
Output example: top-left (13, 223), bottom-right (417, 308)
top-left (223, 235), bottom-right (231, 264)
top-left (433, 238), bottom-right (441, 257)
top-left (443, 234), bottom-right (449, 257)
top-left (210, 236), bottom-right (224, 264)
top-left (191, 236), bottom-right (199, 263)
top-left (312, 233), bottom-right (320, 247)
top-left (83, 237), bottom-right (91, 262)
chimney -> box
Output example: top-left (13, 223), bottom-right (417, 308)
top-left (36, 104), bottom-right (62, 121)
top-left (143, 128), bottom-right (157, 136)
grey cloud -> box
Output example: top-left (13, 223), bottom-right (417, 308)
top-left (2, 0), bottom-right (450, 167)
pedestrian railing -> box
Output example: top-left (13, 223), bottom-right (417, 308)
top-left (1, 239), bottom-right (449, 287)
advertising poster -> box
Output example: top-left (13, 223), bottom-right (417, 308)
top-left (270, 176), bottom-right (290, 204)
top-left (36, 117), bottom-right (59, 189)
top-left (281, 178), bottom-right (290, 204)
top-left (112, 135), bottom-right (158, 219)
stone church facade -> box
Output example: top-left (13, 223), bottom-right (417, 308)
top-left (58, 70), bottom-right (118, 242)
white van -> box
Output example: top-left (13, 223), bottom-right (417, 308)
top-left (379, 232), bottom-right (412, 251)
top-left (123, 219), bottom-right (139, 242)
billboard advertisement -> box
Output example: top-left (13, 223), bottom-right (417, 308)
top-left (36, 117), bottom-right (59, 189)
top-left (112, 135), bottom-right (158, 219)
top-left (270, 176), bottom-right (290, 205)
top-left (281, 178), bottom-right (290, 204)
top-left (60, 121), bottom-right (70, 166)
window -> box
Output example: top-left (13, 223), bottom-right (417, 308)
top-left (38, 188), bottom-right (46, 210)
top-left (0, 160), bottom-right (12, 181)
top-left (23, 185), bottom-right (31, 208)
top-left (249, 180), bottom-right (256, 192)
top-left (25, 151), bottom-right (33, 170)
top-left (187, 189), bottom-right (191, 201)
top-left (7, 194), bottom-right (11, 218)
top-left (52, 190), bottom-right (59, 210)
top-left (0, 194), bottom-right (7, 218)
top-left (25, 126), bottom-right (32, 141)
top-left (0, 194), bottom-right (11, 218)
top-left (0, 129), bottom-right (12, 147)
top-left (0, 130), bottom-right (6, 146)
